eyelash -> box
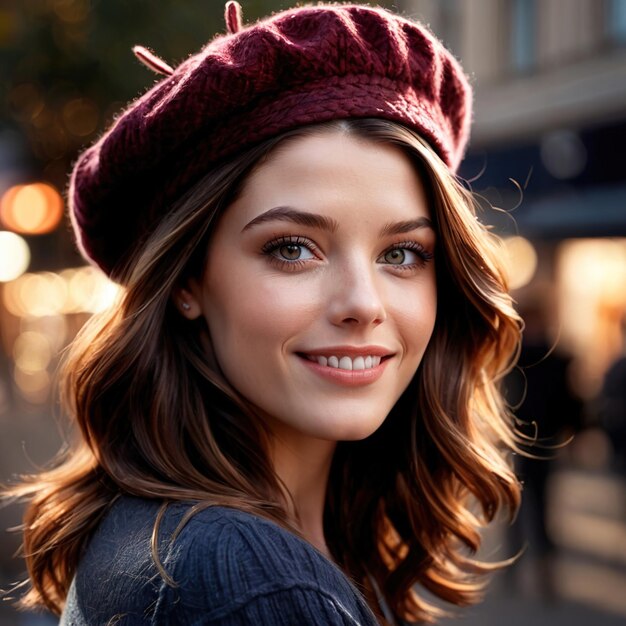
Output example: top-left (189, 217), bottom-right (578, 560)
top-left (261, 235), bottom-right (320, 270)
top-left (260, 235), bottom-right (434, 271)
top-left (384, 240), bottom-right (434, 270)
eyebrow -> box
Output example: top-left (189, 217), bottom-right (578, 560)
top-left (242, 206), bottom-right (339, 233)
top-left (380, 217), bottom-right (434, 236)
top-left (241, 206), bottom-right (434, 236)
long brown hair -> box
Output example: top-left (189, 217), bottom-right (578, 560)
top-left (7, 119), bottom-right (522, 624)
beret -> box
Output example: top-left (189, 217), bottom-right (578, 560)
top-left (69, 1), bottom-right (473, 281)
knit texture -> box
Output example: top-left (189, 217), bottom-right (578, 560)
top-left (69, 2), bottom-right (473, 281)
top-left (60, 496), bottom-right (380, 625)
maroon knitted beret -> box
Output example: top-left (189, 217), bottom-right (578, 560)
top-left (69, 1), bottom-right (473, 281)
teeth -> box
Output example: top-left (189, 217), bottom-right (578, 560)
top-left (308, 354), bottom-right (385, 370)
top-left (338, 356), bottom-right (352, 370)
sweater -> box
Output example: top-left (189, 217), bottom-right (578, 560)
top-left (60, 495), bottom-right (381, 625)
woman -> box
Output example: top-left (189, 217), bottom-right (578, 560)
top-left (10, 3), bottom-right (522, 624)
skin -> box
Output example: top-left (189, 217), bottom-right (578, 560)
top-left (179, 130), bottom-right (437, 554)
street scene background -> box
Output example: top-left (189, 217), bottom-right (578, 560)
top-left (1, 1), bottom-right (626, 624)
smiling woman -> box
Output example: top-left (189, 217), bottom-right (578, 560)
top-left (182, 130), bottom-right (437, 451)
top-left (6, 3), bottom-right (522, 625)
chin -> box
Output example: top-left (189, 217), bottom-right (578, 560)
top-left (304, 411), bottom-right (389, 442)
top-left (252, 398), bottom-right (395, 444)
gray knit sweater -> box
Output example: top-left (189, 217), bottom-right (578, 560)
top-left (60, 495), bottom-right (380, 625)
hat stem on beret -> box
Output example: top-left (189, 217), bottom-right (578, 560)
top-left (225, 1), bottom-right (244, 34)
top-left (132, 45), bottom-right (174, 76)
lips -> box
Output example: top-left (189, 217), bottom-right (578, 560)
top-left (297, 346), bottom-right (393, 387)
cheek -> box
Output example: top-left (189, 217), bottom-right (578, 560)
top-left (204, 259), bottom-right (321, 356)
top-left (390, 269), bottom-right (437, 315)
top-left (388, 274), bottom-right (437, 356)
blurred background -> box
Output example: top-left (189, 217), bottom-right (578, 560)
top-left (0, 0), bottom-right (625, 624)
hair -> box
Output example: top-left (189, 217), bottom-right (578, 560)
top-left (6, 118), bottom-right (522, 624)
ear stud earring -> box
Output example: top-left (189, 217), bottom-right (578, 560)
top-left (181, 302), bottom-right (191, 311)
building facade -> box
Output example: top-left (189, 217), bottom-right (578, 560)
top-left (402, 0), bottom-right (626, 397)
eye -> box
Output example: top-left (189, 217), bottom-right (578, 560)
top-left (383, 248), bottom-right (411, 265)
top-left (275, 242), bottom-right (315, 262)
top-left (261, 235), bottom-right (319, 269)
top-left (378, 242), bottom-right (433, 269)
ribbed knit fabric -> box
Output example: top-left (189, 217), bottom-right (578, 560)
top-left (60, 496), bottom-right (380, 625)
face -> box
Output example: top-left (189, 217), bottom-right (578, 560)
top-left (184, 130), bottom-right (437, 445)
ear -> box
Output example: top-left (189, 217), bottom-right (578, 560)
top-left (172, 279), bottom-right (204, 320)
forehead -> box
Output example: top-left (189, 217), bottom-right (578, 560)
top-left (227, 130), bottom-right (431, 227)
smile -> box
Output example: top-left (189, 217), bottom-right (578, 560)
top-left (296, 346), bottom-right (394, 387)
top-left (303, 355), bottom-right (382, 370)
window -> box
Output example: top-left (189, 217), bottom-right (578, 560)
top-left (607, 0), bottom-right (626, 44)
top-left (511, 0), bottom-right (535, 72)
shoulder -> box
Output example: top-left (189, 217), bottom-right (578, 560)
top-left (66, 496), bottom-right (377, 624)
top-left (156, 502), bottom-right (377, 624)
top-left (167, 504), bottom-right (326, 580)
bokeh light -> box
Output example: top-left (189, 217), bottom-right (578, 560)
top-left (13, 367), bottom-right (51, 404)
top-left (18, 272), bottom-right (67, 317)
top-left (0, 231), bottom-right (30, 282)
top-left (13, 331), bottom-right (53, 374)
top-left (2, 266), bottom-right (122, 317)
top-left (503, 236), bottom-right (538, 290)
top-left (65, 266), bottom-right (122, 313)
top-left (0, 183), bottom-right (64, 234)
top-left (557, 238), bottom-right (626, 396)
top-left (2, 276), bottom-right (25, 317)
top-left (20, 315), bottom-right (68, 353)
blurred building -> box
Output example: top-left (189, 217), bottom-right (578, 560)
top-left (401, 0), bottom-right (626, 399)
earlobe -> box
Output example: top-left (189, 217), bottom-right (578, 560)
top-left (172, 284), bottom-right (203, 320)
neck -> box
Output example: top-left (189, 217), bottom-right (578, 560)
top-left (270, 432), bottom-right (336, 558)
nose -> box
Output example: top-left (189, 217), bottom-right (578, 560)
top-left (326, 257), bottom-right (386, 327)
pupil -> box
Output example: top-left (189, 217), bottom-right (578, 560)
top-left (281, 244), bottom-right (301, 260)
top-left (387, 249), bottom-right (405, 264)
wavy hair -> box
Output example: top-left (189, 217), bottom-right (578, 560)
top-left (7, 119), bottom-right (522, 624)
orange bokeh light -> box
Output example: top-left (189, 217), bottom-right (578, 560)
top-left (0, 182), bottom-right (64, 234)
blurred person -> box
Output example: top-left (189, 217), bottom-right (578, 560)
top-left (4, 3), bottom-right (524, 624)
top-left (598, 313), bottom-right (626, 476)
top-left (506, 298), bottom-right (582, 601)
